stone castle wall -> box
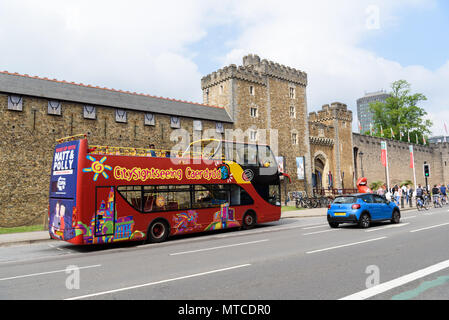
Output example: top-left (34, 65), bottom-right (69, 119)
top-left (353, 133), bottom-right (449, 189)
top-left (0, 92), bottom-right (232, 227)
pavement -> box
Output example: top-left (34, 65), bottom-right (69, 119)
top-left (0, 206), bottom-right (417, 247)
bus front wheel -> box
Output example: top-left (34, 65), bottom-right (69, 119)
top-left (242, 211), bottom-right (257, 230)
top-left (147, 219), bottom-right (170, 243)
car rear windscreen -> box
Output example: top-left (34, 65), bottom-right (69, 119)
top-left (333, 196), bottom-right (356, 204)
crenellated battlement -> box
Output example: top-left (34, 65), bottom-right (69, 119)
top-left (309, 102), bottom-right (352, 123)
top-left (201, 54), bottom-right (308, 89)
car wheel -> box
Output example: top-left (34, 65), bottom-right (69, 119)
top-left (358, 213), bottom-right (371, 229)
top-left (391, 210), bottom-right (401, 224)
top-left (329, 222), bottom-right (339, 229)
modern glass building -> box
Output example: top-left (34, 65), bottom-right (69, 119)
top-left (356, 91), bottom-right (390, 134)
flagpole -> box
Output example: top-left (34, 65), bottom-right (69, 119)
top-left (381, 141), bottom-right (390, 191)
top-left (386, 144), bottom-right (390, 191)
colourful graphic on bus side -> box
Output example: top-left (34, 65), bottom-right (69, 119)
top-left (173, 211), bottom-right (202, 235)
top-left (204, 204), bottom-right (240, 231)
top-left (76, 187), bottom-right (145, 244)
top-left (83, 155), bottom-right (113, 181)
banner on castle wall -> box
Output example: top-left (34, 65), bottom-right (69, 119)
top-left (296, 157), bottom-right (305, 180)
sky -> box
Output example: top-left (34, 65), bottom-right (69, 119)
top-left (0, 0), bottom-right (448, 136)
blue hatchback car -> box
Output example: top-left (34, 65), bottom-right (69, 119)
top-left (327, 193), bottom-right (401, 228)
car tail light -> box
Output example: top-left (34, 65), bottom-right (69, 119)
top-left (328, 204), bottom-right (332, 209)
top-left (352, 204), bottom-right (361, 210)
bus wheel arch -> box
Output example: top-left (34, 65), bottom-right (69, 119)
top-left (146, 218), bottom-right (170, 243)
top-left (242, 210), bottom-right (257, 230)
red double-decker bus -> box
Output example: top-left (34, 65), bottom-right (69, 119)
top-left (48, 134), bottom-right (283, 245)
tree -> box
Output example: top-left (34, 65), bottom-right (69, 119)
top-left (369, 80), bottom-right (432, 144)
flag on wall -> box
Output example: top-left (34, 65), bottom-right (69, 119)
top-left (409, 145), bottom-right (414, 169)
top-left (390, 128), bottom-right (395, 139)
top-left (358, 120), bottom-right (362, 133)
top-left (381, 141), bottom-right (388, 167)
top-left (381, 126), bottom-right (384, 137)
top-left (407, 131), bottom-right (410, 143)
top-left (423, 136), bottom-right (427, 145)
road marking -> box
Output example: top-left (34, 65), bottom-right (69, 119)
top-left (302, 224), bottom-right (328, 230)
top-left (410, 222), bottom-right (449, 233)
top-left (0, 264), bottom-right (101, 282)
top-left (169, 239), bottom-right (269, 256)
top-left (306, 237), bottom-right (387, 254)
top-left (303, 229), bottom-right (341, 236)
top-left (65, 264), bottom-right (251, 300)
top-left (365, 223), bottom-right (409, 233)
top-left (340, 259), bottom-right (449, 300)
top-left (401, 216), bottom-right (417, 220)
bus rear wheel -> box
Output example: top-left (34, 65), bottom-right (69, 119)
top-left (147, 219), bottom-right (170, 243)
top-left (242, 211), bottom-right (257, 230)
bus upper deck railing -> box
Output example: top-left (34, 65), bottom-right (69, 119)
top-left (56, 134), bottom-right (220, 159)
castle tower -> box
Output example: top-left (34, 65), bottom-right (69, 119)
top-left (308, 103), bottom-right (354, 189)
top-left (201, 54), bottom-right (313, 195)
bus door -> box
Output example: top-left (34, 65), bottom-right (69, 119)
top-left (94, 186), bottom-right (116, 237)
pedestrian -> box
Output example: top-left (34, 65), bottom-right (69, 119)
top-left (385, 189), bottom-right (392, 202)
top-left (148, 144), bottom-right (157, 157)
top-left (395, 188), bottom-right (401, 206)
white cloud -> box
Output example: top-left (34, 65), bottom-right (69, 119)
top-left (217, 0), bottom-right (446, 135)
top-left (0, 0), bottom-right (446, 135)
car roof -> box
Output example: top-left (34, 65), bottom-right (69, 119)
top-left (336, 193), bottom-right (376, 197)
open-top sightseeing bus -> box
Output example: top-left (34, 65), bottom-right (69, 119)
top-left (48, 134), bottom-right (285, 245)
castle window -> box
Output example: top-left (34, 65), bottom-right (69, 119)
top-left (250, 106), bottom-right (258, 118)
top-left (115, 109), bottom-right (127, 123)
top-left (193, 120), bottom-right (202, 131)
top-left (8, 95), bottom-right (23, 112)
top-left (249, 86), bottom-right (255, 96)
top-left (48, 100), bottom-right (62, 116)
top-left (170, 116), bottom-right (181, 129)
top-left (216, 122), bottom-right (224, 134)
top-left (205, 88), bottom-right (209, 104)
top-left (144, 113), bottom-right (155, 126)
top-left (290, 106), bottom-right (296, 118)
top-left (292, 133), bottom-right (298, 145)
top-left (83, 105), bottom-right (96, 120)
top-left (219, 85), bottom-right (224, 95)
top-left (289, 87), bottom-right (296, 99)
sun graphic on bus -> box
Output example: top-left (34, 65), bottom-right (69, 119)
top-left (82, 155), bottom-right (113, 181)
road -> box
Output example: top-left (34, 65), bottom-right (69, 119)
top-left (1, 206), bottom-right (449, 300)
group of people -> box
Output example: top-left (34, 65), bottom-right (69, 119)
top-left (416, 184), bottom-right (448, 206)
top-left (148, 143), bottom-right (172, 158)
top-left (375, 183), bottom-right (448, 207)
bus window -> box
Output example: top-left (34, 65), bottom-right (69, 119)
top-left (143, 185), bottom-right (191, 213)
top-left (258, 145), bottom-right (276, 168)
top-left (193, 185), bottom-right (229, 209)
top-left (268, 184), bottom-right (281, 206)
top-left (230, 185), bottom-right (254, 206)
top-left (117, 186), bottom-right (142, 211)
top-left (247, 144), bottom-right (258, 166)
